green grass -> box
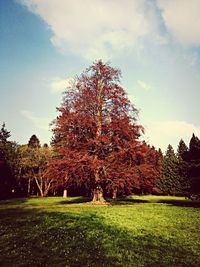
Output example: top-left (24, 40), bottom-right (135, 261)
top-left (0, 196), bottom-right (200, 267)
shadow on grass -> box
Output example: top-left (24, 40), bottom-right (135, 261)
top-left (0, 198), bottom-right (28, 206)
top-left (1, 206), bottom-right (199, 267)
top-left (58, 196), bottom-right (92, 205)
top-left (58, 196), bottom-right (148, 206)
top-left (109, 197), bottom-right (200, 208)
top-left (108, 197), bottom-right (149, 206)
top-left (157, 199), bottom-right (200, 208)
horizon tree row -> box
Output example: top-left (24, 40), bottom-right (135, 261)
top-left (0, 128), bottom-right (54, 199)
top-left (1, 124), bottom-right (199, 199)
top-left (156, 135), bottom-right (200, 198)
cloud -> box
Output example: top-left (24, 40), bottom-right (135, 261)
top-left (137, 80), bottom-right (151, 91)
top-left (18, 0), bottom-right (164, 60)
top-left (145, 120), bottom-right (200, 152)
top-left (157, 0), bottom-right (200, 46)
top-left (21, 110), bottom-right (51, 131)
top-left (50, 78), bottom-right (74, 93)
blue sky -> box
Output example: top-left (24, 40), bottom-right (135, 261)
top-left (0, 0), bottom-right (200, 152)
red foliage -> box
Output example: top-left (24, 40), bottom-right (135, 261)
top-left (46, 61), bottom-right (161, 197)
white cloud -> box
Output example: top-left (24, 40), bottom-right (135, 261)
top-left (21, 110), bottom-right (50, 131)
top-left (157, 0), bottom-right (200, 46)
top-left (145, 120), bottom-right (200, 152)
top-left (50, 78), bottom-right (74, 93)
top-left (18, 0), bottom-right (164, 60)
top-left (137, 80), bottom-right (151, 91)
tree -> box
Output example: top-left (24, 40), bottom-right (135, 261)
top-left (177, 139), bottom-right (188, 160)
top-left (0, 122), bottom-right (11, 143)
top-left (47, 60), bottom-right (160, 201)
top-left (158, 148), bottom-right (163, 158)
top-left (176, 139), bottom-right (189, 195)
top-left (18, 144), bottom-right (54, 197)
top-left (28, 134), bottom-right (40, 148)
top-left (157, 144), bottom-right (181, 195)
top-left (0, 123), bottom-right (18, 199)
top-left (137, 145), bottom-right (161, 194)
top-left (186, 134), bottom-right (200, 197)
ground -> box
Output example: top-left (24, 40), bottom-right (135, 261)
top-left (0, 195), bottom-right (200, 267)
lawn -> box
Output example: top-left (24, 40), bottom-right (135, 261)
top-left (0, 196), bottom-right (200, 267)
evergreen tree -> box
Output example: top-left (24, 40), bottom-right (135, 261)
top-left (0, 123), bottom-right (18, 199)
top-left (0, 122), bottom-right (10, 143)
top-left (187, 134), bottom-right (200, 197)
top-left (189, 134), bottom-right (200, 160)
top-left (158, 148), bottom-right (163, 157)
top-left (28, 134), bottom-right (40, 148)
top-left (177, 139), bottom-right (188, 160)
top-left (157, 144), bottom-right (181, 195)
top-left (177, 139), bottom-right (189, 195)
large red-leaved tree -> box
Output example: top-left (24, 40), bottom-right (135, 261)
top-left (47, 61), bottom-right (160, 202)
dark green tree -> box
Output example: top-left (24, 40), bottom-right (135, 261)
top-left (187, 134), bottom-right (200, 197)
top-left (177, 139), bottom-right (188, 160)
top-left (157, 144), bottom-right (181, 195)
top-left (28, 134), bottom-right (40, 148)
top-left (0, 123), bottom-right (18, 199)
top-left (0, 122), bottom-right (11, 143)
top-left (177, 139), bottom-right (189, 195)
top-left (158, 148), bottom-right (163, 157)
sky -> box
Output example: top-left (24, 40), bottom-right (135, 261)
top-left (0, 0), bottom-right (200, 152)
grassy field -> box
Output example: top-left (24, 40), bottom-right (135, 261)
top-left (0, 196), bottom-right (200, 267)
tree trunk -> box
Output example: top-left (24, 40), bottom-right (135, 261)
top-left (43, 179), bottom-right (53, 197)
top-left (92, 185), bottom-right (105, 202)
top-left (63, 189), bottom-right (67, 198)
top-left (92, 79), bottom-right (106, 203)
top-left (34, 176), bottom-right (44, 197)
top-left (112, 188), bottom-right (117, 199)
top-left (27, 177), bottom-right (31, 196)
top-left (92, 166), bottom-right (106, 203)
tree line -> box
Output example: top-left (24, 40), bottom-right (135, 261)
top-left (157, 135), bottom-right (200, 198)
top-left (0, 128), bottom-right (54, 198)
top-left (0, 61), bottom-right (199, 201)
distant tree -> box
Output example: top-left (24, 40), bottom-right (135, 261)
top-left (0, 123), bottom-right (18, 199)
top-left (177, 139), bottom-right (188, 160)
top-left (47, 60), bottom-right (160, 201)
top-left (186, 134), bottom-right (200, 197)
top-left (157, 144), bottom-right (182, 195)
top-left (188, 134), bottom-right (200, 160)
top-left (177, 139), bottom-right (189, 195)
top-left (28, 134), bottom-right (40, 148)
top-left (43, 143), bottom-right (49, 148)
top-left (0, 122), bottom-right (11, 143)
top-left (158, 148), bottom-right (163, 158)
top-left (18, 144), bottom-right (54, 197)
top-left (132, 144), bottom-right (161, 195)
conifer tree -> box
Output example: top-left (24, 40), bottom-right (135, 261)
top-left (28, 134), bottom-right (40, 148)
top-left (157, 144), bottom-right (181, 195)
top-left (177, 139), bottom-right (188, 160)
top-left (187, 134), bottom-right (200, 197)
top-left (0, 123), bottom-right (18, 199)
top-left (158, 148), bottom-right (163, 157)
top-left (177, 139), bottom-right (189, 195)
top-left (0, 122), bottom-right (10, 143)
